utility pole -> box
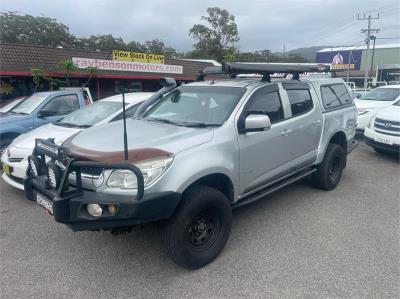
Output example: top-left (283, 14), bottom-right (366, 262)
top-left (369, 35), bottom-right (376, 82)
top-left (358, 13), bottom-right (380, 90)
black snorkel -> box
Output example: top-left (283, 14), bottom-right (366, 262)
top-left (134, 77), bottom-right (177, 117)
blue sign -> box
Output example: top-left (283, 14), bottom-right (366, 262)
top-left (316, 50), bottom-right (362, 70)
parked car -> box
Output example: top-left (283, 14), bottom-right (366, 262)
top-left (355, 85), bottom-right (400, 131)
top-left (364, 99), bottom-right (400, 154)
top-left (1, 92), bottom-right (152, 190)
top-left (24, 63), bottom-right (357, 269)
top-left (0, 90), bottom-right (92, 154)
top-left (0, 97), bottom-right (26, 114)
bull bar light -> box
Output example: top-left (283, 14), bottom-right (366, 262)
top-left (46, 161), bottom-right (63, 190)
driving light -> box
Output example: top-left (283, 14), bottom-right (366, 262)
top-left (47, 161), bottom-right (62, 190)
top-left (108, 204), bottom-right (118, 215)
top-left (87, 204), bottom-right (102, 217)
top-left (107, 156), bottom-right (174, 189)
top-left (28, 155), bottom-right (42, 176)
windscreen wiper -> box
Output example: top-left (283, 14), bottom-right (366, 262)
top-left (146, 117), bottom-right (184, 126)
top-left (55, 122), bottom-right (91, 128)
top-left (181, 122), bottom-right (221, 128)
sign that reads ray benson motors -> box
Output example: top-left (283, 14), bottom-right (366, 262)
top-left (72, 57), bottom-right (183, 74)
top-left (112, 50), bottom-right (165, 64)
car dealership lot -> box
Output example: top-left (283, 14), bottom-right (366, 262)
top-left (0, 141), bottom-right (398, 298)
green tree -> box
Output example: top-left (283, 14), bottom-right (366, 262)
top-left (31, 68), bottom-right (44, 92)
top-left (58, 59), bottom-right (78, 87)
top-left (189, 7), bottom-right (239, 61)
top-left (0, 11), bottom-right (75, 47)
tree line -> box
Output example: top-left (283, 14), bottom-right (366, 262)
top-left (0, 9), bottom-right (308, 63)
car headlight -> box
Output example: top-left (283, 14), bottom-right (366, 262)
top-left (357, 108), bottom-right (371, 116)
top-left (107, 156), bottom-right (173, 189)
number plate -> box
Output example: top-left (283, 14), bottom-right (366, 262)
top-left (2, 163), bottom-right (11, 175)
top-left (376, 137), bottom-right (392, 145)
top-left (36, 193), bottom-right (53, 214)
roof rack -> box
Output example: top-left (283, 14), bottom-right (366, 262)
top-left (197, 62), bottom-right (330, 82)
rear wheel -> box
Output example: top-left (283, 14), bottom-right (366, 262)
top-left (312, 143), bottom-right (345, 190)
top-left (162, 185), bottom-right (232, 269)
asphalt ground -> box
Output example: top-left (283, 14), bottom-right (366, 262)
top-left (0, 140), bottom-right (399, 298)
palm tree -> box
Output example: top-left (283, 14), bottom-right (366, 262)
top-left (58, 59), bottom-right (78, 87)
top-left (83, 67), bottom-right (98, 87)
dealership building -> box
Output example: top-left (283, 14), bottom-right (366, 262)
top-left (316, 43), bottom-right (400, 86)
top-left (0, 43), bottom-right (214, 101)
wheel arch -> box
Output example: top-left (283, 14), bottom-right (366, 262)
top-left (181, 172), bottom-right (235, 204)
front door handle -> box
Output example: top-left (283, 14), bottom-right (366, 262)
top-left (281, 129), bottom-right (293, 136)
top-left (312, 119), bottom-right (321, 125)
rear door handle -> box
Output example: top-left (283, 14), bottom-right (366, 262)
top-left (281, 129), bottom-right (293, 136)
top-left (312, 119), bottom-right (321, 125)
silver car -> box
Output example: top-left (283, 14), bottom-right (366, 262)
top-left (25, 63), bottom-right (357, 269)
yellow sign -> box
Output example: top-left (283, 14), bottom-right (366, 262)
top-left (112, 50), bottom-right (165, 64)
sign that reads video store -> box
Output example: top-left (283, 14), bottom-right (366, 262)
top-left (72, 57), bottom-right (183, 74)
top-left (112, 50), bottom-right (165, 64)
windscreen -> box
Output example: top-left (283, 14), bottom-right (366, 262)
top-left (143, 86), bottom-right (246, 127)
top-left (360, 88), bottom-right (400, 102)
top-left (55, 101), bottom-right (123, 128)
top-left (10, 93), bottom-right (49, 114)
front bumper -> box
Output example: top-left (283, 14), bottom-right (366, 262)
top-left (25, 176), bottom-right (180, 231)
top-left (24, 139), bottom-right (181, 231)
top-left (356, 112), bottom-right (372, 131)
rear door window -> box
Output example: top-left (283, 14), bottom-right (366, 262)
top-left (286, 89), bottom-right (313, 116)
top-left (321, 84), bottom-right (352, 109)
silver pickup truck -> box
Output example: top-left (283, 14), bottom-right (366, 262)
top-left (24, 63), bottom-right (357, 269)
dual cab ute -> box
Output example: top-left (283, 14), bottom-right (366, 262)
top-left (24, 63), bottom-right (357, 269)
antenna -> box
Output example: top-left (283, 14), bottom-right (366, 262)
top-left (121, 83), bottom-right (129, 161)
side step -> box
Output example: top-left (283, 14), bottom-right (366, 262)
top-left (233, 168), bottom-right (317, 209)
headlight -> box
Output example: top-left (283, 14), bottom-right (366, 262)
top-left (357, 108), bottom-right (371, 116)
top-left (107, 156), bottom-right (173, 189)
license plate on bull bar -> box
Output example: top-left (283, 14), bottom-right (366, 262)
top-left (375, 137), bottom-right (392, 145)
top-left (36, 193), bottom-right (54, 215)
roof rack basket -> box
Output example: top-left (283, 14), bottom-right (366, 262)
top-left (197, 62), bottom-right (330, 82)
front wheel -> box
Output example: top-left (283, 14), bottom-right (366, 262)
top-left (312, 143), bottom-right (345, 190)
top-left (161, 185), bottom-right (232, 269)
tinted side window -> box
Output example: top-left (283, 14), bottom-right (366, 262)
top-left (321, 86), bottom-right (341, 109)
top-left (41, 94), bottom-right (80, 116)
top-left (246, 90), bottom-right (284, 123)
top-left (286, 89), bottom-right (313, 116)
top-left (331, 84), bottom-right (352, 104)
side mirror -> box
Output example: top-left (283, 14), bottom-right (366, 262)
top-left (242, 114), bottom-right (271, 133)
top-left (160, 77), bottom-right (176, 87)
top-left (356, 94), bottom-right (362, 99)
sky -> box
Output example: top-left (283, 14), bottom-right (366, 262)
top-left (1, 0), bottom-right (399, 52)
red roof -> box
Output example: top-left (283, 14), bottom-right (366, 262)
top-left (0, 43), bottom-right (212, 80)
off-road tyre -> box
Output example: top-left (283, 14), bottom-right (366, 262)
top-left (312, 143), bottom-right (345, 190)
top-left (161, 185), bottom-right (232, 269)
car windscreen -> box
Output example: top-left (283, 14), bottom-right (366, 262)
top-left (0, 98), bottom-right (23, 113)
top-left (360, 88), bottom-right (400, 101)
top-left (55, 101), bottom-right (123, 128)
top-left (10, 93), bottom-right (49, 114)
top-left (143, 86), bottom-right (246, 127)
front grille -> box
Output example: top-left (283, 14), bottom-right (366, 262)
top-left (374, 118), bottom-right (400, 134)
top-left (56, 161), bottom-right (104, 178)
top-left (80, 167), bottom-right (104, 177)
top-left (8, 158), bottom-right (23, 162)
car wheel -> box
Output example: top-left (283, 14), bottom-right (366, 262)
top-left (312, 143), bottom-right (345, 191)
top-left (161, 185), bottom-right (232, 269)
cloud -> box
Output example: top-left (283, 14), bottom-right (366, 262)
top-left (2, 0), bottom-right (399, 52)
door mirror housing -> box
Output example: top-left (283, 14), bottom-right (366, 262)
top-left (242, 114), bottom-right (271, 133)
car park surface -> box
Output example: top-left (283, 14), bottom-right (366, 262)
top-left (0, 140), bottom-right (398, 298)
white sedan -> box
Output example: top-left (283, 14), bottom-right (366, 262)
top-left (364, 99), bottom-right (400, 154)
top-left (1, 92), bottom-right (152, 189)
top-left (355, 85), bottom-right (400, 131)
